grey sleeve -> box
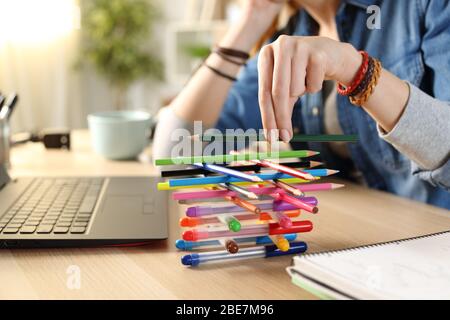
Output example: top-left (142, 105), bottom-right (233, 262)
top-left (377, 83), bottom-right (450, 189)
top-left (378, 83), bottom-right (450, 170)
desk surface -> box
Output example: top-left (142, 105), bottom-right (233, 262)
top-left (3, 130), bottom-right (450, 299)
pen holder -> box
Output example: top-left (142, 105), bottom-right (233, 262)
top-left (0, 118), bottom-right (10, 169)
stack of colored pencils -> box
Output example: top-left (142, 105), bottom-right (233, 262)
top-left (155, 149), bottom-right (345, 267)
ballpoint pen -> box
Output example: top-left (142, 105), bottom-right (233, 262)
top-left (269, 235), bottom-right (290, 252)
top-left (182, 220), bottom-right (313, 241)
top-left (175, 234), bottom-right (298, 251)
top-left (181, 241), bottom-right (308, 266)
top-left (268, 211), bottom-right (293, 229)
top-left (219, 215), bottom-right (241, 232)
top-left (179, 210), bottom-right (300, 227)
top-left (184, 198), bottom-right (318, 217)
top-left (225, 239), bottom-right (239, 253)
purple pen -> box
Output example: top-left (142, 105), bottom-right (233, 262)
top-left (185, 197), bottom-right (318, 217)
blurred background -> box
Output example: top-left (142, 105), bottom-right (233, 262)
top-left (0, 0), bottom-right (244, 133)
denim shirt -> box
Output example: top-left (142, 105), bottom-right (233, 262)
top-left (215, 0), bottom-right (450, 209)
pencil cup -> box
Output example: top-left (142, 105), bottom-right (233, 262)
top-left (88, 111), bottom-right (153, 160)
top-left (0, 118), bottom-right (10, 168)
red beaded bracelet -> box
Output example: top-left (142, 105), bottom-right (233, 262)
top-left (337, 51), bottom-right (369, 96)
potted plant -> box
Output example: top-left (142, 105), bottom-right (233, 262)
top-left (79, 0), bottom-right (163, 109)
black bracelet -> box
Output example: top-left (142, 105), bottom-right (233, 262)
top-left (204, 64), bottom-right (237, 82)
top-left (215, 46), bottom-right (250, 60)
top-left (213, 50), bottom-right (247, 66)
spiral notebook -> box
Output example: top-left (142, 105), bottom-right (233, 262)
top-left (286, 231), bottom-right (450, 300)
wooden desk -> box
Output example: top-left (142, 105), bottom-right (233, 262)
top-left (2, 130), bottom-right (450, 299)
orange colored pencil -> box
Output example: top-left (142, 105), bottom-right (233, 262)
top-left (225, 196), bottom-right (261, 214)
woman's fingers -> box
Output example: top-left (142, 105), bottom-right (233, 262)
top-left (306, 52), bottom-right (326, 94)
top-left (271, 36), bottom-right (294, 142)
top-left (258, 45), bottom-right (278, 141)
top-left (258, 36), bottom-right (331, 143)
top-left (290, 44), bottom-right (308, 98)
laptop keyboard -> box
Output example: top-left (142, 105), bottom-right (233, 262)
top-left (0, 178), bottom-right (104, 235)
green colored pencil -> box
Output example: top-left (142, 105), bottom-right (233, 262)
top-left (193, 134), bottom-right (358, 143)
top-left (155, 150), bottom-right (319, 166)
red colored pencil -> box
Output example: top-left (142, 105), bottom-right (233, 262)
top-left (252, 159), bottom-right (316, 181)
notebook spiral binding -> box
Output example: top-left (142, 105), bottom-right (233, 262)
top-left (302, 230), bottom-right (450, 258)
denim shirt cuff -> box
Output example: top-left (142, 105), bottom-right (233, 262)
top-left (377, 82), bottom-right (450, 171)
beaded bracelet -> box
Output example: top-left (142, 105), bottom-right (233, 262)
top-left (349, 58), bottom-right (382, 106)
top-left (337, 51), bottom-right (369, 96)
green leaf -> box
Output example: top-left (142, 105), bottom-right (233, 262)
top-left (78, 0), bottom-right (164, 93)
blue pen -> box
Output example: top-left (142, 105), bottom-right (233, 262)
top-left (181, 241), bottom-right (308, 266)
top-left (169, 169), bottom-right (338, 187)
top-left (176, 234), bottom-right (298, 251)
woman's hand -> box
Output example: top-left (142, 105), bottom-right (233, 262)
top-left (257, 35), bottom-right (362, 142)
top-left (240, 0), bottom-right (285, 29)
top-left (219, 0), bottom-right (284, 52)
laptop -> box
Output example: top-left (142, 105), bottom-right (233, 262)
top-left (0, 163), bottom-right (168, 248)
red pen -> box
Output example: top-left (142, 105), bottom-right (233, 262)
top-left (182, 221), bottom-right (313, 241)
top-left (179, 210), bottom-right (301, 227)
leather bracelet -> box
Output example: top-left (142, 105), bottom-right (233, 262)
top-left (349, 58), bottom-right (382, 106)
top-left (350, 57), bottom-right (375, 97)
top-left (337, 51), bottom-right (369, 96)
top-left (213, 50), bottom-right (247, 66)
top-left (204, 63), bottom-right (237, 82)
top-left (215, 46), bottom-right (250, 60)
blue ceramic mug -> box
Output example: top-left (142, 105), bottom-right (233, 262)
top-left (88, 111), bottom-right (152, 160)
